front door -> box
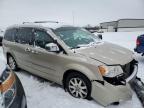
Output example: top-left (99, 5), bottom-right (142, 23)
top-left (29, 29), bottom-right (62, 81)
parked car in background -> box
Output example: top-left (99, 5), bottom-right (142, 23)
top-left (0, 60), bottom-right (27, 108)
top-left (2, 22), bottom-right (138, 106)
top-left (134, 34), bottom-right (144, 56)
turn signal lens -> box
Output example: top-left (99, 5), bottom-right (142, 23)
top-left (98, 66), bottom-right (108, 76)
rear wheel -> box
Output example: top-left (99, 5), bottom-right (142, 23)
top-left (66, 72), bottom-right (91, 99)
top-left (7, 55), bottom-right (18, 71)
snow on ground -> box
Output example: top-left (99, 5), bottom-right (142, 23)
top-left (0, 31), bottom-right (144, 108)
top-left (101, 32), bottom-right (144, 50)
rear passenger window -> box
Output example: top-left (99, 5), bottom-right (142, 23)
top-left (4, 29), bottom-right (16, 42)
top-left (15, 28), bottom-right (34, 45)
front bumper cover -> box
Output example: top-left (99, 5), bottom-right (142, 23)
top-left (91, 64), bottom-right (138, 106)
top-left (91, 82), bottom-right (132, 106)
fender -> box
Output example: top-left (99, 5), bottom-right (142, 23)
top-left (63, 63), bottom-right (103, 81)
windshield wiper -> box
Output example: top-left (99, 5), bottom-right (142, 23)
top-left (70, 41), bottom-right (102, 49)
top-left (70, 46), bottom-right (81, 49)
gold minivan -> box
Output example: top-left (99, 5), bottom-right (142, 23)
top-left (2, 22), bottom-right (138, 106)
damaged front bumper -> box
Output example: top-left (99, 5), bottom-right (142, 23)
top-left (91, 81), bottom-right (132, 106)
top-left (126, 65), bottom-right (138, 83)
top-left (91, 61), bottom-right (138, 106)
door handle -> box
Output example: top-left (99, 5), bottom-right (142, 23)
top-left (25, 48), bottom-right (31, 52)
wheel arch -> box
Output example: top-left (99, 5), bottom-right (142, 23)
top-left (6, 52), bottom-right (13, 63)
top-left (6, 52), bottom-right (18, 62)
top-left (62, 69), bottom-right (92, 90)
top-left (6, 52), bottom-right (19, 70)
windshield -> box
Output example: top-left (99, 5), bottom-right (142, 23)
top-left (54, 27), bottom-right (99, 49)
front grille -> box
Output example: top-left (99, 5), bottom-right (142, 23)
top-left (103, 74), bottom-right (126, 86)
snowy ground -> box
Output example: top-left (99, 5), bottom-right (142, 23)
top-left (0, 31), bottom-right (144, 108)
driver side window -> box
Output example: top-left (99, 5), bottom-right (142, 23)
top-left (34, 30), bottom-right (53, 49)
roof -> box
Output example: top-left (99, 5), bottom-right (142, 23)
top-left (100, 19), bottom-right (144, 25)
top-left (6, 21), bottom-right (73, 30)
top-left (118, 18), bottom-right (144, 21)
top-left (118, 19), bottom-right (144, 28)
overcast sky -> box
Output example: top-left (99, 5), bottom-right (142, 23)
top-left (0, 0), bottom-right (144, 28)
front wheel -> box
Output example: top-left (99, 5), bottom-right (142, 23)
top-left (66, 72), bottom-right (91, 99)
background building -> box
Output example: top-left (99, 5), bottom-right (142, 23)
top-left (100, 19), bottom-right (144, 32)
top-left (100, 21), bottom-right (117, 32)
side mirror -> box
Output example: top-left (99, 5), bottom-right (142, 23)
top-left (45, 43), bottom-right (60, 52)
top-left (97, 34), bottom-right (103, 40)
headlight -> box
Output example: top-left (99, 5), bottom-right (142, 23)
top-left (0, 68), bottom-right (16, 108)
top-left (98, 65), bottom-right (123, 77)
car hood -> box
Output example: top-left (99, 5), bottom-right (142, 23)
top-left (75, 42), bottom-right (133, 65)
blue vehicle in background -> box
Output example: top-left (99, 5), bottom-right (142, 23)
top-left (134, 34), bottom-right (144, 56)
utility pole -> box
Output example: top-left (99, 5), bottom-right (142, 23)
top-left (72, 11), bottom-right (75, 25)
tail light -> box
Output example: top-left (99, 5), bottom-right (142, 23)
top-left (136, 39), bottom-right (140, 46)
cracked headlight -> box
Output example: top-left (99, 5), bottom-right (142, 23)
top-left (98, 65), bottom-right (123, 77)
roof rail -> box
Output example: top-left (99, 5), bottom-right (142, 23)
top-left (23, 21), bottom-right (59, 24)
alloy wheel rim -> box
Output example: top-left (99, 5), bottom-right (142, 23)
top-left (9, 57), bottom-right (16, 70)
top-left (68, 78), bottom-right (88, 98)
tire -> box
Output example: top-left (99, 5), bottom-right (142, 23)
top-left (7, 55), bottom-right (19, 71)
top-left (66, 72), bottom-right (91, 99)
top-left (21, 95), bottom-right (27, 108)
